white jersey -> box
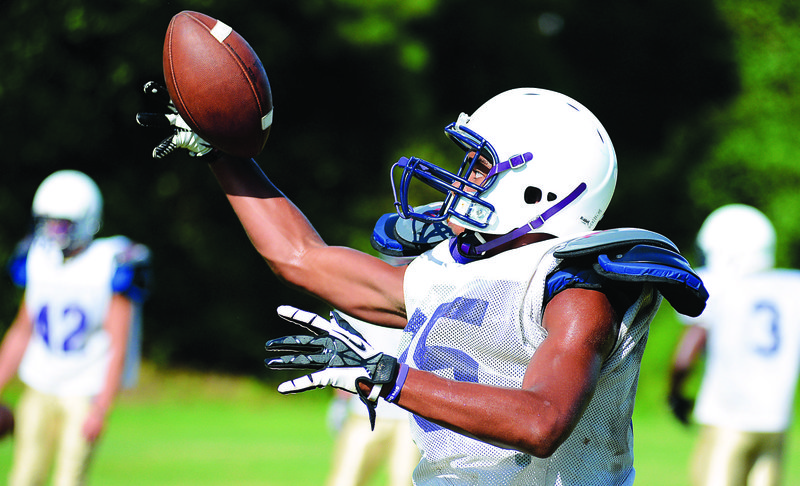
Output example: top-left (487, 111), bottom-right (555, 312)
top-left (680, 268), bottom-right (800, 432)
top-left (399, 236), bottom-right (661, 486)
top-left (17, 236), bottom-right (143, 397)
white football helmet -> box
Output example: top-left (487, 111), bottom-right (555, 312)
top-left (696, 204), bottom-right (775, 275)
top-left (32, 170), bottom-right (103, 251)
top-left (392, 88), bottom-right (617, 257)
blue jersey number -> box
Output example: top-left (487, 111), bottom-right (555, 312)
top-left (751, 300), bottom-right (780, 357)
top-left (400, 297), bottom-right (488, 433)
top-left (34, 305), bottom-right (89, 353)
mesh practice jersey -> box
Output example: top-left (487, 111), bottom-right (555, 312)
top-left (399, 235), bottom-right (661, 486)
top-left (16, 236), bottom-right (144, 396)
top-left (680, 268), bottom-right (800, 432)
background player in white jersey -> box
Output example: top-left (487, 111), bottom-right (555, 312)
top-left (0, 170), bottom-right (150, 486)
top-left (668, 204), bottom-right (800, 486)
top-left (141, 86), bottom-right (707, 485)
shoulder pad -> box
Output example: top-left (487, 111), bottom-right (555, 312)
top-left (371, 203), bottom-right (454, 257)
top-left (6, 237), bottom-right (33, 288)
top-left (549, 229), bottom-right (708, 317)
top-left (595, 244), bottom-right (708, 317)
top-left (112, 243), bottom-right (152, 303)
top-left (553, 228), bottom-right (678, 259)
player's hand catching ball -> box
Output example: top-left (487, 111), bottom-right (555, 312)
top-left (265, 305), bottom-right (402, 429)
top-left (135, 81), bottom-right (214, 159)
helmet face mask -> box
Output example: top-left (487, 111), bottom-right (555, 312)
top-left (33, 218), bottom-right (79, 250)
top-left (31, 170), bottom-right (103, 253)
top-left (391, 150), bottom-right (496, 229)
top-left (392, 88), bottom-right (617, 250)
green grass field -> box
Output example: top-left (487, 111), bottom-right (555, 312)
top-left (2, 310), bottom-right (800, 485)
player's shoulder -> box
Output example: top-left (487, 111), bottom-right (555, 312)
top-left (371, 203), bottom-right (454, 257)
top-left (6, 236), bottom-right (34, 287)
top-left (89, 236), bottom-right (148, 262)
top-left (761, 268), bottom-right (800, 279)
top-left (98, 236), bottom-right (152, 302)
top-left (702, 267), bottom-right (800, 289)
top-left (91, 235), bottom-right (133, 254)
top-left (748, 268), bottom-right (800, 290)
top-left (547, 228), bottom-right (708, 317)
top-left (553, 228), bottom-right (679, 257)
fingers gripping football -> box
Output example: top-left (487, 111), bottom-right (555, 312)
top-left (136, 81), bottom-right (214, 159)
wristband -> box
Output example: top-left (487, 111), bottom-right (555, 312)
top-left (385, 363), bottom-right (409, 403)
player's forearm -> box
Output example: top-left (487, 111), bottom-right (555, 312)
top-left (85, 352), bottom-right (125, 443)
top-left (95, 295), bottom-right (132, 414)
top-left (94, 357), bottom-right (124, 415)
top-left (391, 368), bottom-right (573, 458)
top-left (96, 327), bottom-right (127, 412)
top-left (670, 325), bottom-right (706, 390)
top-left (208, 156), bottom-right (328, 281)
top-left (208, 156), bottom-right (408, 327)
top-left (0, 311), bottom-right (33, 394)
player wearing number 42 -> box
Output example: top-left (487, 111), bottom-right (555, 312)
top-left (669, 204), bottom-right (800, 486)
top-left (0, 170), bottom-right (150, 486)
top-left (143, 80), bottom-right (709, 484)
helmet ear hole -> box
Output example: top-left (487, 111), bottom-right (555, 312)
top-left (547, 192), bottom-right (557, 202)
top-left (524, 187), bottom-right (542, 204)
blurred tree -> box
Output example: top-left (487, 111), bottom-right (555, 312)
top-left (687, 0), bottom-right (800, 268)
top-left (0, 0), bottom-right (744, 373)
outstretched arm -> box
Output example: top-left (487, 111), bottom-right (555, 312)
top-left (136, 83), bottom-right (407, 328)
top-left (208, 154), bottom-right (407, 328)
top-left (269, 289), bottom-right (619, 456)
top-left (379, 288), bottom-right (620, 457)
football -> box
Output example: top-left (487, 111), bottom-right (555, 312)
top-left (0, 403), bottom-right (13, 439)
top-left (163, 11), bottom-right (273, 158)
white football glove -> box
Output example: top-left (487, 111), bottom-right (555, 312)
top-left (135, 81), bottom-right (214, 159)
top-left (264, 305), bottom-right (400, 429)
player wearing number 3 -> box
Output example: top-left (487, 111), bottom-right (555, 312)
top-left (669, 205), bottom-right (800, 486)
top-left (0, 170), bottom-right (150, 486)
top-left (143, 87), bottom-right (708, 485)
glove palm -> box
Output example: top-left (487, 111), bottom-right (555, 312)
top-left (265, 305), bottom-right (399, 429)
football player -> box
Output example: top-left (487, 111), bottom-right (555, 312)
top-left (0, 170), bottom-right (150, 486)
top-left (143, 87), bottom-right (707, 485)
top-left (669, 204), bottom-right (800, 486)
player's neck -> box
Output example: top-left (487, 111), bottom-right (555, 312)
top-left (62, 243), bottom-right (88, 260)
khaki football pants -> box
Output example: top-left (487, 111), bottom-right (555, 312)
top-left (327, 413), bottom-right (420, 486)
top-left (691, 424), bottom-right (784, 486)
top-left (8, 387), bottom-right (94, 486)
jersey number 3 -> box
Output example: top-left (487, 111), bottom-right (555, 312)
top-left (751, 300), bottom-right (780, 357)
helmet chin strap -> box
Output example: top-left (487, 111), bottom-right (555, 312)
top-left (450, 182), bottom-right (587, 263)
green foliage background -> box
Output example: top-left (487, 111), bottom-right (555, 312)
top-left (0, 0), bottom-right (798, 374)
